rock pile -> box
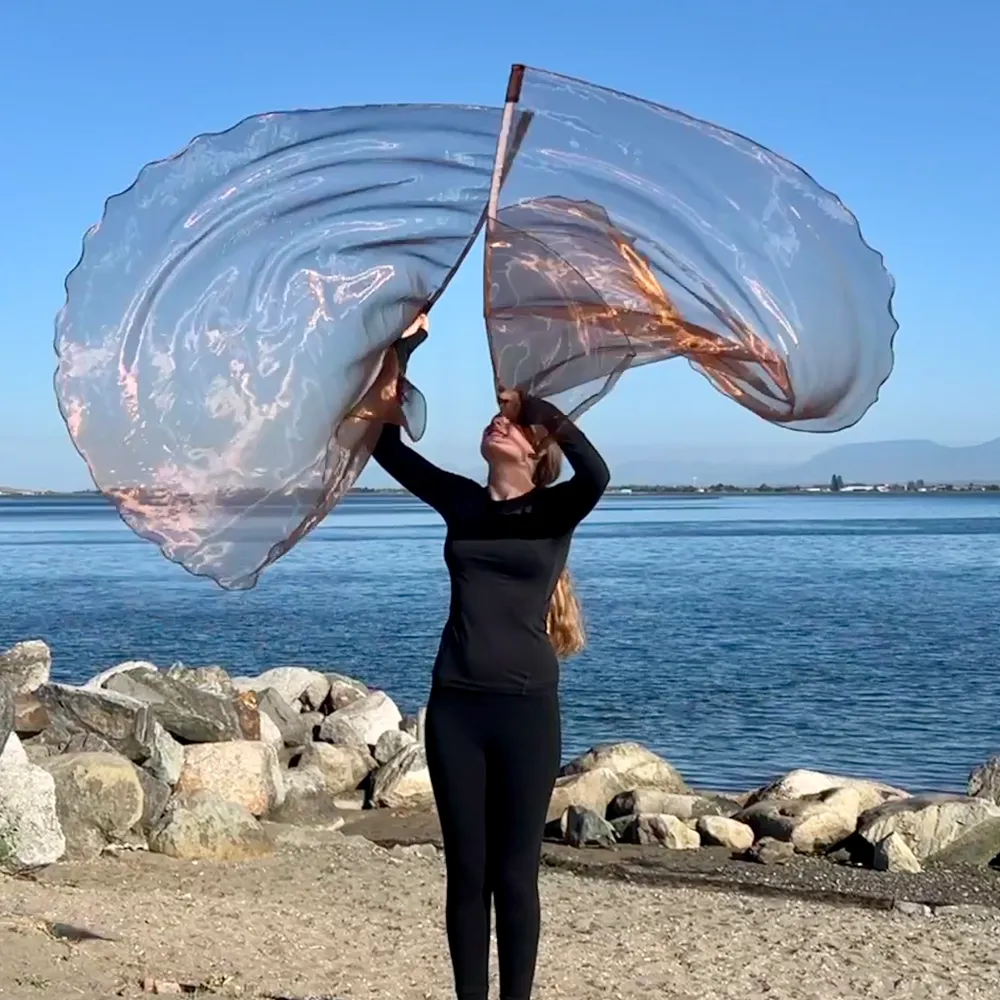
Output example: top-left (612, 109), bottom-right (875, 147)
top-left (2, 638), bottom-right (999, 876)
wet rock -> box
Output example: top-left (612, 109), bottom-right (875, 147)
top-left (0, 734), bottom-right (65, 868)
top-left (969, 756), bottom-right (1000, 806)
top-left (103, 667), bottom-right (254, 743)
top-left (735, 787), bottom-right (861, 855)
top-left (175, 740), bottom-right (285, 817)
top-left (607, 789), bottom-right (733, 821)
top-left (746, 768), bottom-right (908, 814)
top-left (374, 729), bottom-right (416, 765)
top-left (13, 693), bottom-right (48, 736)
top-left (322, 672), bottom-right (369, 712)
top-left (268, 765), bottom-right (344, 825)
top-left (148, 790), bottom-right (272, 861)
top-left (40, 751), bottom-right (144, 860)
top-left (257, 688), bottom-right (308, 747)
top-left (318, 691), bottom-right (402, 748)
top-left (0, 640), bottom-right (51, 694)
top-left (548, 767), bottom-right (626, 824)
top-left (371, 744), bottom-right (433, 809)
top-left (858, 794), bottom-right (1000, 861)
top-left (873, 832), bottom-right (922, 873)
top-left (620, 813), bottom-right (700, 849)
top-left (300, 742), bottom-right (376, 795)
top-left (560, 742), bottom-right (689, 794)
top-left (743, 837), bottom-right (795, 865)
top-left (563, 805), bottom-right (617, 848)
top-left (696, 815), bottom-right (755, 852)
top-left (235, 667), bottom-right (330, 711)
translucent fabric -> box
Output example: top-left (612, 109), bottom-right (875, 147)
top-left (55, 104), bottom-right (505, 588)
top-left (56, 67), bottom-right (897, 590)
top-left (485, 67), bottom-right (897, 428)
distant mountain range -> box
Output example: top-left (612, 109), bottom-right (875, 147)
top-left (612, 436), bottom-right (1000, 487)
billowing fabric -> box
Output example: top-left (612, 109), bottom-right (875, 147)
top-left (55, 66), bottom-right (896, 588)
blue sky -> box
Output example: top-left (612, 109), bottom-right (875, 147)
top-left (1, 0), bottom-right (997, 489)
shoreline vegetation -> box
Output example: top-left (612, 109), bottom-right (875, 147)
top-left (3, 480), bottom-right (1000, 500)
top-left (2, 640), bottom-right (1000, 997)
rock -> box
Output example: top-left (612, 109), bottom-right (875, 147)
top-left (416, 706), bottom-right (427, 745)
top-left (0, 640), bottom-right (51, 694)
top-left (548, 767), bottom-right (626, 824)
top-left (926, 817), bottom-right (1000, 867)
top-left (969, 756), bottom-right (1000, 806)
top-left (300, 712), bottom-right (323, 739)
top-left (371, 744), bottom-right (434, 809)
top-left (319, 691), bottom-right (402, 748)
top-left (146, 725), bottom-right (184, 786)
top-left (148, 791), bottom-right (272, 861)
top-left (175, 741), bottom-right (285, 817)
top-left (873, 832), bottom-right (923, 873)
top-left (743, 837), bottom-right (796, 865)
top-left (400, 714), bottom-right (420, 740)
top-left (620, 813), bottom-right (700, 849)
top-left (563, 806), bottom-right (617, 848)
top-left (322, 672), bottom-right (369, 712)
top-left (40, 752), bottom-right (144, 860)
top-left (391, 842), bottom-right (437, 860)
top-left (374, 729), bottom-right (416, 765)
top-left (132, 766), bottom-right (171, 833)
top-left (13, 693), bottom-right (48, 736)
top-left (607, 789), bottom-right (733, 821)
top-left (258, 711), bottom-right (283, 752)
top-left (560, 742), bottom-right (689, 794)
top-left (0, 682), bottom-right (12, 757)
top-left (103, 667), bottom-right (255, 743)
top-left (735, 787), bottom-right (862, 855)
top-left (0, 734), bottom-right (65, 868)
top-left (84, 660), bottom-right (159, 690)
top-left (696, 815), bottom-right (755, 852)
top-left (267, 766), bottom-right (344, 825)
top-left (236, 667), bottom-right (330, 711)
top-left (747, 769), bottom-right (908, 814)
top-left (300, 742), bottom-right (376, 795)
top-left (257, 688), bottom-right (308, 747)
top-left (164, 664), bottom-right (235, 699)
top-left (858, 794), bottom-right (1000, 861)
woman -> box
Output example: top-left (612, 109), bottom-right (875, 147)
top-left (371, 327), bottom-right (610, 1000)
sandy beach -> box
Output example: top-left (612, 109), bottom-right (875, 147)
top-left (2, 827), bottom-right (999, 1000)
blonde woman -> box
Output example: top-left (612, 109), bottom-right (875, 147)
top-left (371, 329), bottom-right (609, 1000)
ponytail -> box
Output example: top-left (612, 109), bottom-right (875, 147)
top-left (546, 567), bottom-right (586, 659)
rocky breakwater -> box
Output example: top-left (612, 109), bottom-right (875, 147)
top-left (0, 639), bottom-right (431, 868)
top-left (2, 637), bottom-right (1000, 884)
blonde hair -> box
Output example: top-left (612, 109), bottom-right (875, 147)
top-left (531, 431), bottom-right (586, 659)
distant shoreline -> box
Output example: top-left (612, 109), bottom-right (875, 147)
top-left (2, 482), bottom-right (999, 500)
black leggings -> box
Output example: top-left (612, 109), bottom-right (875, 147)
top-left (425, 686), bottom-right (561, 1000)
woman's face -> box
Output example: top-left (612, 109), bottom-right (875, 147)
top-left (480, 413), bottom-right (536, 469)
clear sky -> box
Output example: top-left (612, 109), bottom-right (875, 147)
top-left (1, 0), bottom-right (997, 490)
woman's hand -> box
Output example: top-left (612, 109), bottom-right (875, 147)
top-left (393, 313), bottom-right (429, 375)
top-left (499, 388), bottom-right (560, 428)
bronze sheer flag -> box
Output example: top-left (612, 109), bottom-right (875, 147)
top-left (55, 67), bottom-right (896, 590)
top-left (484, 66), bottom-right (897, 427)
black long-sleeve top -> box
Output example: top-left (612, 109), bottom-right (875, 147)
top-left (372, 416), bottom-right (610, 692)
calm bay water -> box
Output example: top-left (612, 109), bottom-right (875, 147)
top-left (2, 491), bottom-right (999, 793)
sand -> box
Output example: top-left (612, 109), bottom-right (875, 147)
top-left (1, 830), bottom-right (998, 1000)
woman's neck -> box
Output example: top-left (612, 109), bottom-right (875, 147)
top-left (487, 466), bottom-right (536, 501)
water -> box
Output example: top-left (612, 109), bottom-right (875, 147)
top-left (3, 492), bottom-right (999, 794)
